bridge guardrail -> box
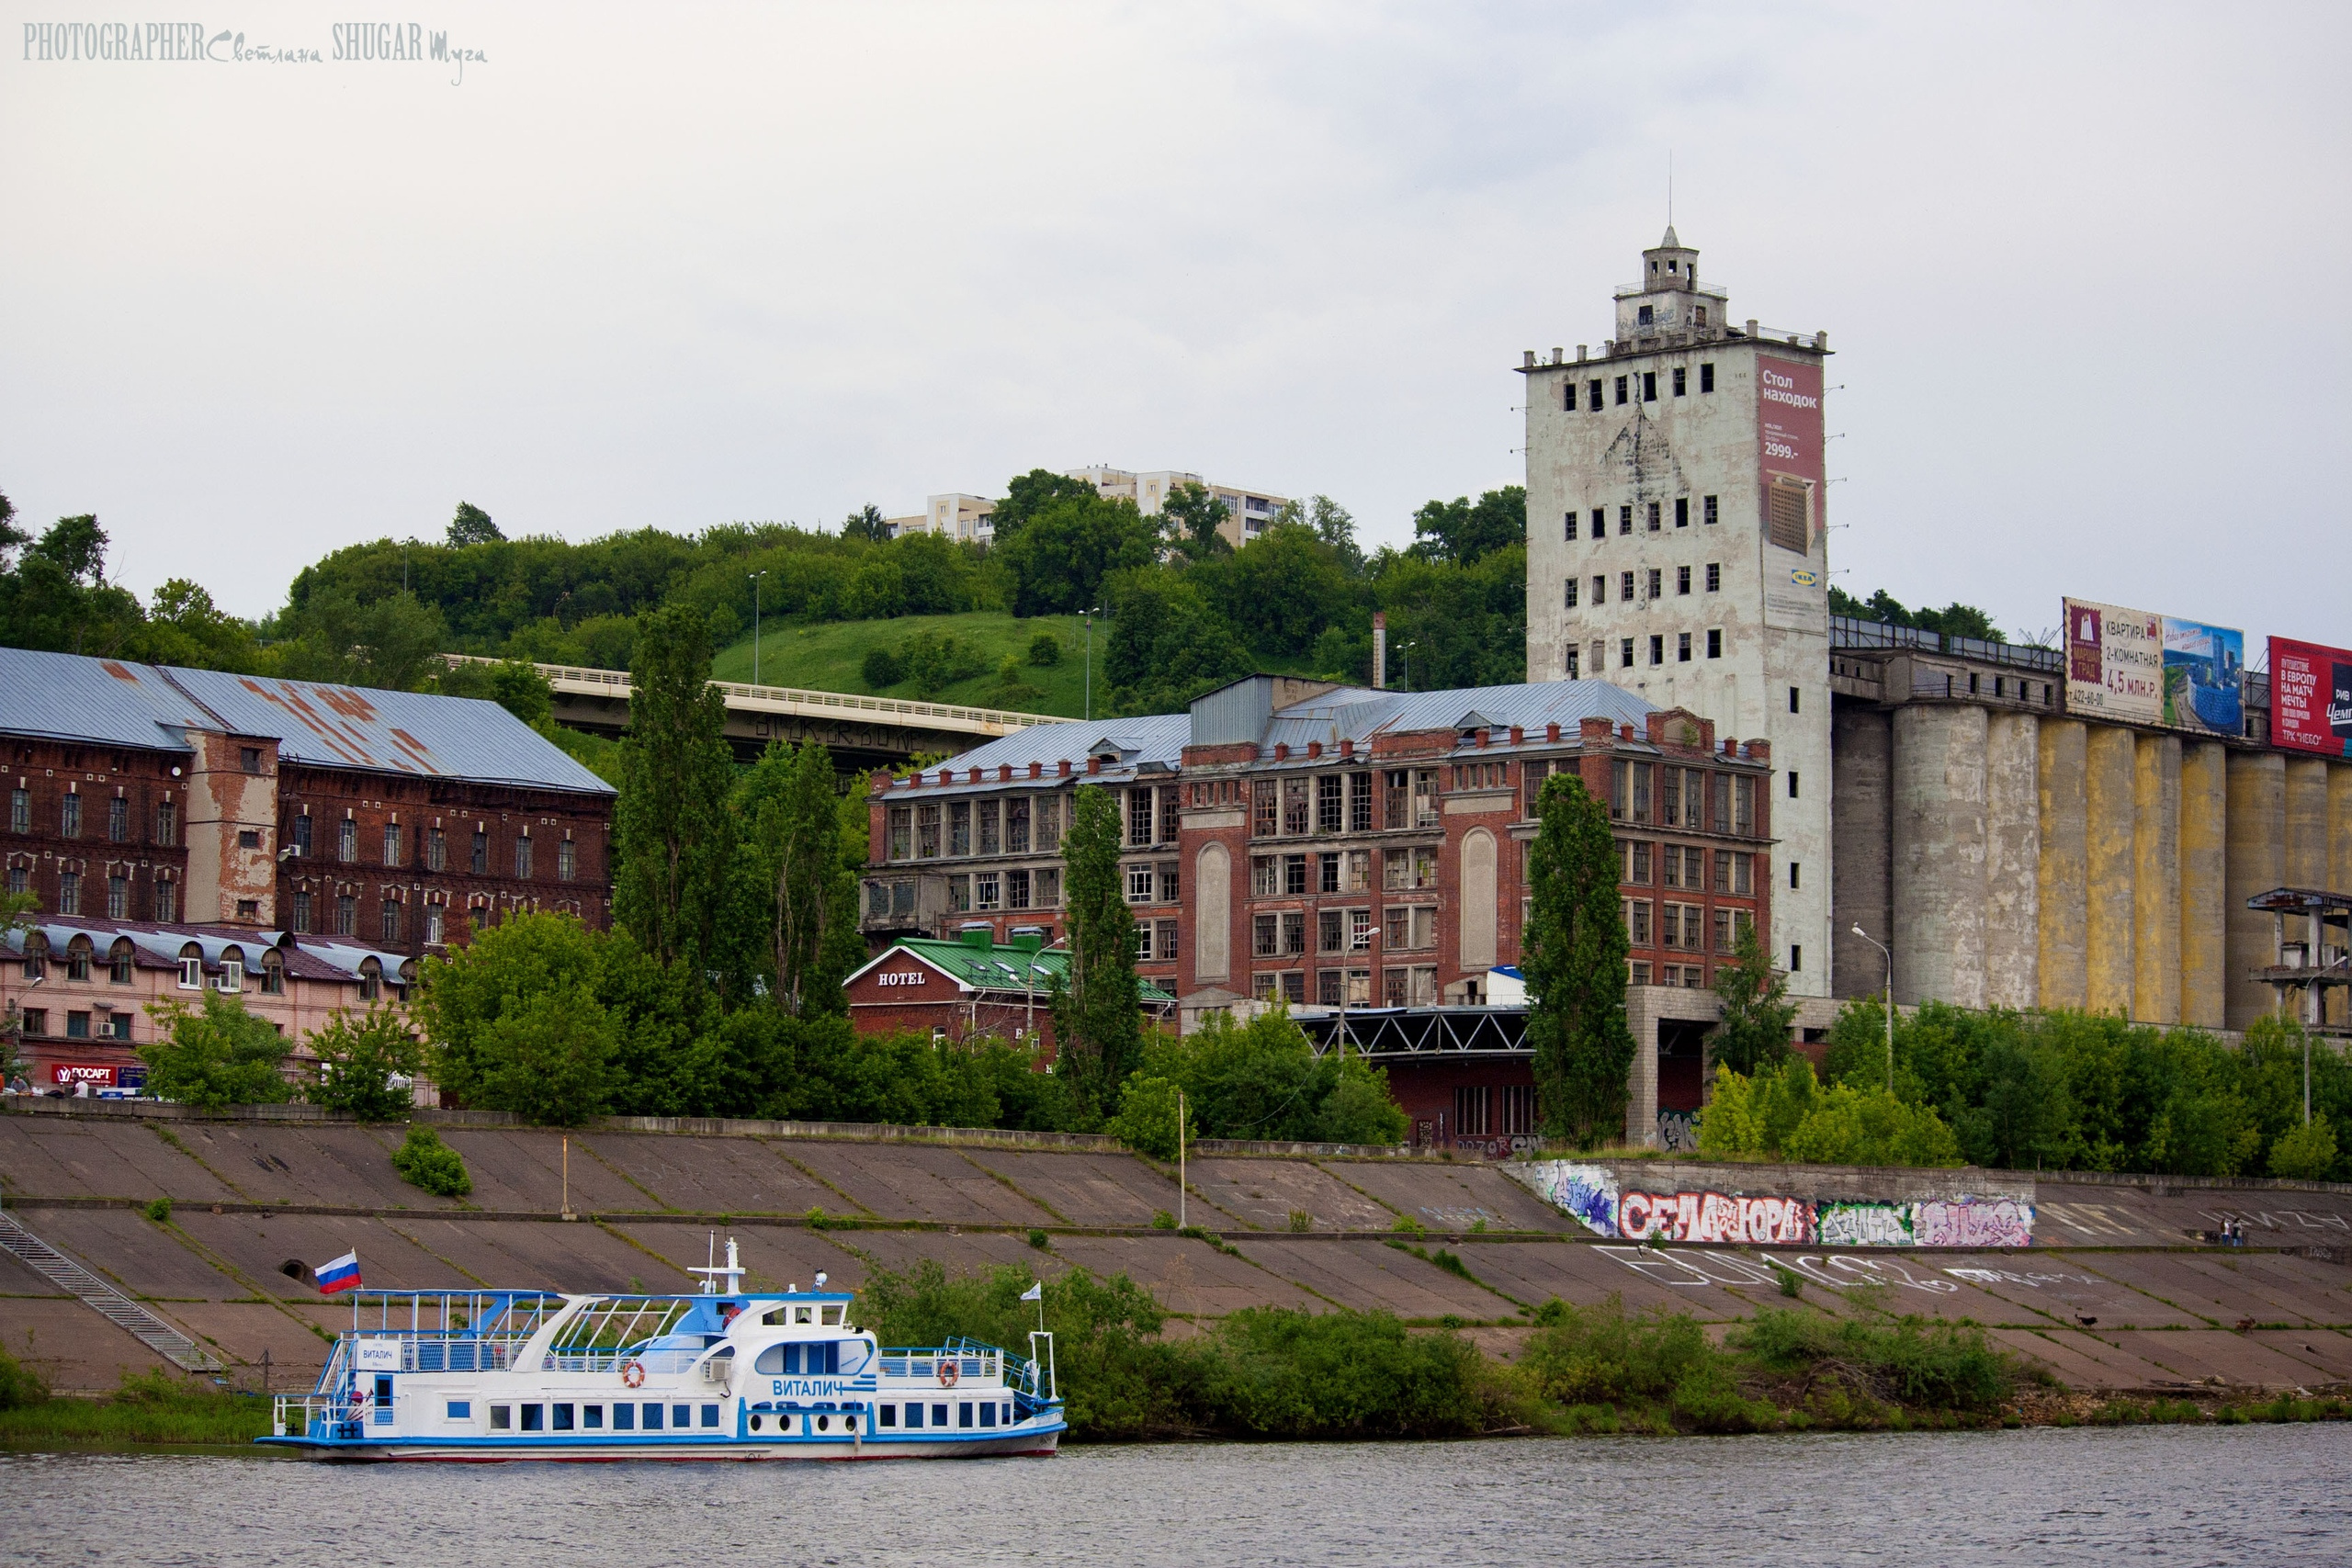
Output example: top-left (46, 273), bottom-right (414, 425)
top-left (442, 655), bottom-right (1061, 733)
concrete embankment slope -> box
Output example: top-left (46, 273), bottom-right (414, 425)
top-left (2, 1101), bottom-right (2347, 1397)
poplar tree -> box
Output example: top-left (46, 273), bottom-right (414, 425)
top-left (740, 739), bottom-right (861, 1017)
top-left (611, 604), bottom-right (737, 979)
top-left (1050, 784), bottom-right (1141, 1120)
top-left (1523, 769), bottom-right (1634, 1148)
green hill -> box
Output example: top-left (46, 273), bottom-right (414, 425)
top-left (713, 611), bottom-right (1112, 718)
top-left (713, 610), bottom-right (1326, 720)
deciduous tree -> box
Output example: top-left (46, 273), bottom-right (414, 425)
top-left (138, 992), bottom-right (293, 1109)
top-left (1708, 919), bottom-right (1796, 1077)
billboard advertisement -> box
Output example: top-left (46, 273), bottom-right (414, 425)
top-left (2063, 598), bottom-right (2244, 736)
top-left (1756, 355), bottom-right (1823, 558)
top-left (2270, 636), bottom-right (2352, 758)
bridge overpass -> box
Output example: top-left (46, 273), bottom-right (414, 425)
top-left (454, 658), bottom-right (1062, 771)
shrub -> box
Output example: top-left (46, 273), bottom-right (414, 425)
top-left (1027, 1229), bottom-right (1050, 1249)
top-left (0, 1344), bottom-right (47, 1411)
top-left (390, 1125), bottom-right (472, 1198)
top-left (142, 1198), bottom-right (172, 1224)
top-left (860, 646), bottom-right (903, 689)
top-left (1735, 1305), bottom-right (2014, 1411)
top-left (2269, 1115), bottom-right (2337, 1180)
top-left (1188, 1307), bottom-right (1492, 1438)
top-left (1151, 1210), bottom-right (1176, 1230)
top-left (1026, 630), bottom-right (1062, 666)
top-left (1287, 1210), bottom-right (1313, 1233)
top-left (1109, 1075), bottom-right (1192, 1161)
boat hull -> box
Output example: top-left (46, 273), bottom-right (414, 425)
top-left (258, 1427), bottom-right (1063, 1462)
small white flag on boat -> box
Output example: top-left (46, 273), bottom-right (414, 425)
top-left (1020, 1281), bottom-right (1043, 1302)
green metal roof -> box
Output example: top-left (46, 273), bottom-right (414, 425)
top-left (888, 937), bottom-right (1176, 1004)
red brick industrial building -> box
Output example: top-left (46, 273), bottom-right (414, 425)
top-left (1, 648), bottom-right (616, 954)
top-left (861, 672), bottom-right (1775, 1141)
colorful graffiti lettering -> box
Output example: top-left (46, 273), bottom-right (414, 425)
top-left (1510, 1163), bottom-right (2036, 1247)
top-left (1819, 1202), bottom-right (1915, 1247)
top-left (1529, 1163), bottom-right (1621, 1235)
top-left (1619, 1189), bottom-right (1814, 1245)
top-left (1914, 1198), bottom-right (2033, 1248)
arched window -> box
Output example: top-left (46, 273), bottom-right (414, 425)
top-left (218, 944), bottom-right (245, 993)
top-left (176, 942), bottom-right (203, 990)
top-left (64, 936), bottom-right (93, 983)
top-left (107, 939), bottom-right (135, 986)
top-left (357, 958), bottom-right (381, 1003)
top-left (20, 932), bottom-right (47, 981)
top-left (259, 951), bottom-right (285, 997)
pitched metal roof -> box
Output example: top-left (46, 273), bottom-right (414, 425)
top-left (0, 648), bottom-right (210, 752)
top-left (0, 647), bottom-right (613, 796)
top-left (852, 937), bottom-right (1176, 1003)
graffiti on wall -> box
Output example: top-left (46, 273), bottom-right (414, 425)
top-left (1514, 1163), bottom-right (2034, 1248)
top-left (1657, 1110), bottom-right (1700, 1153)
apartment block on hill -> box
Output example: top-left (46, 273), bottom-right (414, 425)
top-left (886, 468), bottom-right (1289, 551)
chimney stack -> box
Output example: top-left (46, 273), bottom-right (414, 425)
top-left (1372, 612), bottom-right (1387, 691)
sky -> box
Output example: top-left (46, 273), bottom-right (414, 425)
top-left (2, 2), bottom-right (2346, 657)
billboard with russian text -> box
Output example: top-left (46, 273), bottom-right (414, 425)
top-left (2270, 636), bottom-right (2352, 758)
top-left (2064, 597), bottom-right (2243, 736)
top-left (1756, 355), bottom-right (1824, 558)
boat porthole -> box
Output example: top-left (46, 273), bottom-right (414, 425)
top-left (750, 1416), bottom-right (762, 1433)
top-left (845, 1416), bottom-right (856, 1433)
top-left (817, 1415), bottom-right (830, 1432)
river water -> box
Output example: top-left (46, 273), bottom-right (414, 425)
top-left (3, 1427), bottom-right (2345, 1565)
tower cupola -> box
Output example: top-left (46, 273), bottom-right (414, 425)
top-left (1613, 225), bottom-right (1729, 344)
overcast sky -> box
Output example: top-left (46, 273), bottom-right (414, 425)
top-left (3, 2), bottom-right (2346, 656)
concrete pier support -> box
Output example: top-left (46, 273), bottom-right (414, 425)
top-left (2132, 734), bottom-right (2182, 1025)
top-left (2037, 718), bottom-right (2089, 1011)
top-left (1892, 705), bottom-right (1987, 1009)
top-left (2178, 742), bottom-right (2229, 1029)
top-left (2331, 763), bottom-right (2352, 1029)
top-left (2225, 751), bottom-right (2286, 1030)
top-left (1830, 705), bottom-right (1894, 999)
top-left (2085, 725), bottom-right (2138, 1016)
top-left (1983, 713), bottom-right (2041, 1010)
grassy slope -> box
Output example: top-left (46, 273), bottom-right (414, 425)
top-left (712, 611), bottom-right (1319, 720)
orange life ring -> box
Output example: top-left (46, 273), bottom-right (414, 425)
top-left (621, 1359), bottom-right (647, 1388)
top-left (936, 1359), bottom-right (960, 1389)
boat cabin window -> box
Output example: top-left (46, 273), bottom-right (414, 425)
top-left (613, 1404), bottom-right (635, 1431)
top-left (904, 1404), bottom-right (922, 1428)
top-left (446, 1401), bottom-right (470, 1420)
top-left (701, 1404), bottom-right (719, 1428)
top-left (642, 1404), bottom-right (663, 1431)
top-left (521, 1404), bottom-right (545, 1432)
top-left (795, 1306), bottom-right (813, 1325)
top-left (490, 1404), bottom-right (511, 1430)
top-left (879, 1404), bottom-right (898, 1427)
top-left (755, 1342), bottom-right (842, 1376)
top-left (673, 1404), bottom-right (693, 1429)
top-left (583, 1404), bottom-right (604, 1429)
top-left (820, 1304), bottom-right (843, 1325)
top-left (553, 1404), bottom-right (574, 1431)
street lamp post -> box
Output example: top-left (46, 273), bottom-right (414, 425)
top-left (1400, 640), bottom-right (1419, 693)
top-left (1081, 607), bottom-right (1102, 721)
top-left (749, 570), bottom-right (768, 686)
top-left (1849, 924), bottom-right (1894, 1092)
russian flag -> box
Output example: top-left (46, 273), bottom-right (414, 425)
top-left (314, 1251), bottom-right (362, 1295)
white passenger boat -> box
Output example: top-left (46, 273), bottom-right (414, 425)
top-left (260, 1243), bottom-right (1065, 1461)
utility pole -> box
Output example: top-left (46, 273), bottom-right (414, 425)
top-left (749, 570), bottom-right (767, 686)
top-left (1850, 924), bottom-right (1894, 1092)
top-left (1081, 607), bottom-right (1102, 721)
top-left (1177, 1089), bottom-right (1186, 1229)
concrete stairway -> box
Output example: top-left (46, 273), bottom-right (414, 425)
top-left (0, 1209), bottom-right (222, 1372)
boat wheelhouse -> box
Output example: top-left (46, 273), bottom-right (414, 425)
top-left (260, 1243), bottom-right (1063, 1461)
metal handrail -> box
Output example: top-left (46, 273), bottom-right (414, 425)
top-left (441, 654), bottom-right (1059, 731)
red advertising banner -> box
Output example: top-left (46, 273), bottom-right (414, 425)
top-left (2270, 636), bottom-right (2352, 759)
top-left (1756, 355), bottom-right (1824, 556)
